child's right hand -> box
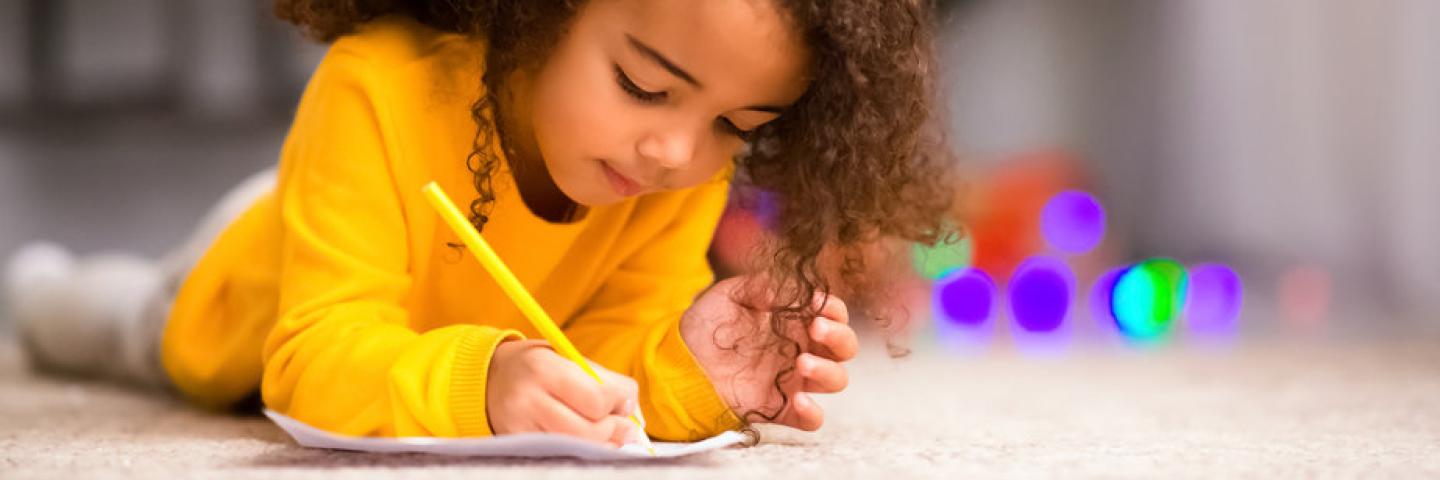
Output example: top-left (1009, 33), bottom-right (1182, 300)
top-left (486, 339), bottom-right (640, 447)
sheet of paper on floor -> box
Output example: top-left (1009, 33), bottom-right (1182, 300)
top-left (263, 409), bottom-right (747, 460)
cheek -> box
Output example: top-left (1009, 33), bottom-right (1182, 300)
top-left (533, 64), bottom-right (629, 164)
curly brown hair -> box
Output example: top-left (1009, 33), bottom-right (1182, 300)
top-left (275, 0), bottom-right (959, 434)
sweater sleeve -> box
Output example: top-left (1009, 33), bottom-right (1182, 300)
top-left (563, 178), bottom-right (744, 442)
top-left (259, 46), bottom-right (522, 438)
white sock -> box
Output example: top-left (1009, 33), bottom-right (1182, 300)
top-left (5, 242), bottom-right (166, 386)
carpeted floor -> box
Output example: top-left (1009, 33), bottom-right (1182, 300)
top-left (2, 332), bottom-right (1438, 479)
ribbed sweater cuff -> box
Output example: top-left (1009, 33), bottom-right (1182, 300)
top-left (450, 328), bottom-right (524, 437)
top-left (650, 318), bottom-right (743, 439)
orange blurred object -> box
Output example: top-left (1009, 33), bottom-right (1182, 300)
top-left (964, 150), bottom-right (1084, 284)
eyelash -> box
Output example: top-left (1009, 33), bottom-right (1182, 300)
top-left (613, 64), bottom-right (754, 141)
top-left (614, 64), bottom-right (665, 103)
top-left (718, 118), bottom-right (753, 141)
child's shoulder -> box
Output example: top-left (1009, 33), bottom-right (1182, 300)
top-left (327, 14), bottom-right (481, 74)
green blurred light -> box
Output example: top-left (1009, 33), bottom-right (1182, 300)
top-left (1112, 258), bottom-right (1188, 343)
top-left (913, 235), bottom-right (974, 280)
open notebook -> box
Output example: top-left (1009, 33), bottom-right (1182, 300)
top-left (264, 409), bottom-right (747, 460)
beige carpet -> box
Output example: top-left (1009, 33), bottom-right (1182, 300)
top-left (2, 333), bottom-right (1438, 479)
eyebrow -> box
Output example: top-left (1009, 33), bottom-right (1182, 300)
top-left (625, 34), bottom-right (791, 115)
top-left (626, 34), bottom-right (701, 88)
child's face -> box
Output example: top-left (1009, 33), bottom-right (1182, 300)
top-left (521, 0), bottom-right (810, 206)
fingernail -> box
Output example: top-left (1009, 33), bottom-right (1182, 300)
top-left (624, 398), bottom-right (637, 414)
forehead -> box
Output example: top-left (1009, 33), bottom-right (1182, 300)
top-left (592, 0), bottom-right (810, 103)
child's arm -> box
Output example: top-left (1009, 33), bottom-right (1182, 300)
top-left (562, 178), bottom-right (745, 442)
top-left (258, 47), bottom-right (521, 438)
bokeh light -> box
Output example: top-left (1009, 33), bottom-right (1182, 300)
top-left (1278, 265), bottom-right (1331, 330)
top-left (1088, 266), bottom-right (1128, 331)
top-left (913, 235), bottom-right (975, 280)
top-left (1040, 190), bottom-right (1106, 254)
top-left (1008, 256), bottom-right (1075, 333)
top-left (935, 267), bottom-right (996, 326)
top-left (1112, 258), bottom-right (1188, 343)
top-left (709, 206), bottom-right (766, 276)
top-left (751, 189), bottom-right (780, 230)
top-left (1185, 263), bottom-right (1243, 337)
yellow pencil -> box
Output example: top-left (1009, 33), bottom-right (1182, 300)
top-left (421, 181), bottom-right (655, 455)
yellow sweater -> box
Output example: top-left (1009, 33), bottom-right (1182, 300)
top-left (159, 16), bottom-right (741, 441)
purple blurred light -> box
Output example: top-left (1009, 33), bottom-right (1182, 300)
top-left (753, 190), bottom-right (780, 230)
top-left (1185, 263), bottom-right (1243, 335)
top-left (1008, 256), bottom-right (1075, 333)
top-left (936, 268), bottom-right (996, 326)
top-left (1040, 190), bottom-right (1106, 254)
top-left (1089, 266), bottom-right (1128, 331)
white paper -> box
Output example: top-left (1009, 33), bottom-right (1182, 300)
top-left (263, 409), bottom-right (747, 460)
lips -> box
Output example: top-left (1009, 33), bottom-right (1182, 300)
top-left (600, 160), bottom-right (644, 197)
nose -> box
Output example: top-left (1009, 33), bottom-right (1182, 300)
top-left (635, 123), bottom-right (700, 175)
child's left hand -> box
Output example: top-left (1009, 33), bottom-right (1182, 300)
top-left (680, 275), bottom-right (859, 432)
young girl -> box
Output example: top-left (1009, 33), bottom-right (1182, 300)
top-left (5, 0), bottom-right (955, 446)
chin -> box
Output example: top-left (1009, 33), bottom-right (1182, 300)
top-left (552, 174), bottom-right (616, 207)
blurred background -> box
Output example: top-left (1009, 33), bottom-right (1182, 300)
top-left (0, 0), bottom-right (1436, 345)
